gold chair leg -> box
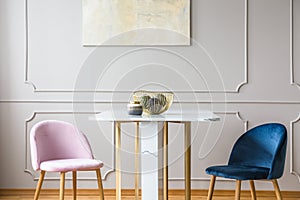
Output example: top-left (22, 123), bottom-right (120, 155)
top-left (60, 172), bottom-right (65, 200)
top-left (72, 171), bottom-right (77, 200)
top-left (272, 179), bottom-right (283, 200)
top-left (235, 180), bottom-right (241, 200)
top-left (249, 180), bottom-right (257, 200)
top-left (96, 169), bottom-right (105, 200)
top-left (34, 170), bottom-right (46, 200)
top-left (207, 175), bottom-right (216, 200)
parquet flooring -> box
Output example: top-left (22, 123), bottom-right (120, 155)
top-left (0, 189), bottom-right (299, 200)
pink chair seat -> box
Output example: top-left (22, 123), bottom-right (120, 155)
top-left (40, 159), bottom-right (104, 172)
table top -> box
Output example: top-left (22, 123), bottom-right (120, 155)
top-left (90, 109), bottom-right (220, 122)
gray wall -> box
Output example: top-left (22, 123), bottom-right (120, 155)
top-left (0, 0), bottom-right (300, 191)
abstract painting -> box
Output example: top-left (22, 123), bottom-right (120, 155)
top-left (82, 0), bottom-right (190, 45)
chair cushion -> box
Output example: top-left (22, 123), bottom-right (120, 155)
top-left (205, 165), bottom-right (270, 180)
top-left (40, 159), bottom-right (103, 172)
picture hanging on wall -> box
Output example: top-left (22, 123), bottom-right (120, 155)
top-left (82, 0), bottom-right (190, 46)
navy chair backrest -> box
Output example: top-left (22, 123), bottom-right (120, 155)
top-left (228, 123), bottom-right (287, 179)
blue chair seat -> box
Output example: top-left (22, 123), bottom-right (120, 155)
top-left (206, 165), bottom-right (269, 180)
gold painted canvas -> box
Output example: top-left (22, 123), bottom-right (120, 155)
top-left (82, 0), bottom-right (190, 45)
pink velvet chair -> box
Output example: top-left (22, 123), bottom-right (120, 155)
top-left (30, 120), bottom-right (104, 200)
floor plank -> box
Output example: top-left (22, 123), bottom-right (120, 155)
top-left (0, 189), bottom-right (299, 200)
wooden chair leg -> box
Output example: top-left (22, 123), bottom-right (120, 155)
top-left (235, 180), bottom-right (241, 200)
top-left (96, 169), bottom-right (104, 200)
top-left (207, 175), bottom-right (216, 200)
top-left (72, 171), bottom-right (77, 200)
top-left (60, 172), bottom-right (65, 200)
top-left (249, 180), bottom-right (257, 200)
top-left (34, 170), bottom-right (46, 200)
top-left (272, 179), bottom-right (283, 200)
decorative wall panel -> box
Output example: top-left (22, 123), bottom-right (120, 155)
top-left (194, 0), bottom-right (248, 92)
top-left (290, 114), bottom-right (300, 182)
top-left (292, 0), bottom-right (300, 88)
top-left (0, 0), bottom-right (299, 192)
top-left (26, 0), bottom-right (247, 93)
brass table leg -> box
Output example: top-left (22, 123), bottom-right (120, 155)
top-left (163, 122), bottom-right (168, 200)
top-left (135, 122), bottom-right (140, 200)
top-left (115, 122), bottom-right (121, 200)
top-left (184, 122), bottom-right (191, 200)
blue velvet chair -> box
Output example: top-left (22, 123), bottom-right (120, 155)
top-left (205, 123), bottom-right (287, 200)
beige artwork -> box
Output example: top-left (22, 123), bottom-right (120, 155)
top-left (82, 0), bottom-right (190, 45)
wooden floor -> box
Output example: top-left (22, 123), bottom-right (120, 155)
top-left (0, 189), bottom-right (299, 200)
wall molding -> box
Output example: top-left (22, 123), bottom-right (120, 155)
top-left (289, 0), bottom-right (300, 182)
top-left (1, 100), bottom-right (300, 104)
top-left (290, 113), bottom-right (300, 183)
top-left (290, 0), bottom-right (300, 89)
top-left (24, 0), bottom-right (248, 94)
top-left (236, 0), bottom-right (249, 93)
top-left (24, 111), bottom-right (115, 181)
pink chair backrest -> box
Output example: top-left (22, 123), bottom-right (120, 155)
top-left (30, 120), bottom-right (94, 171)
